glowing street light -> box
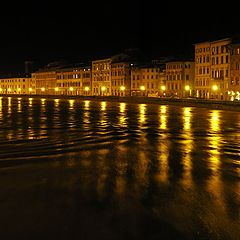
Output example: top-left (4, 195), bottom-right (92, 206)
top-left (120, 86), bottom-right (125, 91)
top-left (29, 87), bottom-right (32, 92)
top-left (84, 86), bottom-right (90, 92)
top-left (69, 87), bottom-right (74, 91)
top-left (41, 87), bottom-right (45, 92)
top-left (55, 87), bottom-right (59, 92)
top-left (185, 85), bottom-right (190, 91)
top-left (18, 88), bottom-right (21, 92)
top-left (140, 85), bottom-right (145, 91)
top-left (161, 85), bottom-right (166, 91)
top-left (212, 85), bottom-right (218, 91)
top-left (101, 86), bottom-right (106, 92)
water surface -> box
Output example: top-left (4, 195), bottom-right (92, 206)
top-left (0, 96), bottom-right (239, 240)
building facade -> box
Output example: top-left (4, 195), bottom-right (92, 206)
top-left (56, 67), bottom-right (91, 96)
top-left (92, 58), bottom-right (111, 96)
top-left (194, 38), bottom-right (231, 99)
top-left (0, 75), bottom-right (36, 95)
top-left (229, 42), bottom-right (240, 100)
top-left (165, 61), bottom-right (195, 98)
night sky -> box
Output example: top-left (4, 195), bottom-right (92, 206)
top-left (0, 1), bottom-right (239, 73)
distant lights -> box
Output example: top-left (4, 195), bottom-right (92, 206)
top-left (41, 87), bottom-right (45, 92)
top-left (101, 86), bottom-right (106, 91)
top-left (29, 87), bottom-right (32, 92)
top-left (55, 87), bottom-right (59, 92)
top-left (140, 85), bottom-right (145, 91)
top-left (212, 85), bottom-right (218, 91)
top-left (161, 85), bottom-right (166, 91)
top-left (84, 86), bottom-right (90, 91)
top-left (120, 86), bottom-right (125, 91)
top-left (69, 87), bottom-right (74, 91)
top-left (185, 85), bottom-right (190, 91)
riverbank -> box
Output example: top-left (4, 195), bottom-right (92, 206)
top-left (1, 94), bottom-right (240, 111)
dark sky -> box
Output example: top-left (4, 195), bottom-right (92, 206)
top-left (0, 1), bottom-right (239, 73)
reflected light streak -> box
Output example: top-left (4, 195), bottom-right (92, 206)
top-left (159, 105), bottom-right (168, 130)
top-left (54, 99), bottom-right (59, 107)
top-left (207, 110), bottom-right (224, 210)
top-left (69, 99), bottom-right (74, 109)
top-left (0, 97), bottom-right (2, 119)
top-left (8, 97), bottom-right (11, 114)
top-left (29, 98), bottom-right (33, 107)
top-left (41, 98), bottom-right (46, 106)
top-left (84, 100), bottom-right (90, 110)
top-left (139, 104), bottom-right (146, 124)
top-left (101, 101), bottom-right (107, 111)
top-left (181, 107), bottom-right (193, 188)
top-left (119, 102), bottom-right (126, 113)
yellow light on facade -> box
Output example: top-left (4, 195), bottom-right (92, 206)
top-left (8, 88), bottom-right (11, 92)
top-left (161, 85), bottom-right (166, 91)
top-left (140, 85), bottom-right (145, 91)
top-left (120, 86), bottom-right (125, 91)
top-left (84, 86), bottom-right (90, 91)
top-left (0, 88), bottom-right (2, 92)
top-left (18, 88), bottom-right (21, 92)
top-left (185, 85), bottom-right (190, 91)
top-left (212, 85), bottom-right (218, 91)
top-left (29, 87), bottom-right (32, 92)
top-left (101, 86), bottom-right (106, 91)
top-left (69, 87), bottom-right (74, 91)
top-left (41, 87), bottom-right (45, 92)
top-left (55, 87), bottom-right (59, 91)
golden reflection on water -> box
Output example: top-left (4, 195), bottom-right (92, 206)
top-left (101, 101), bottom-right (107, 111)
top-left (69, 99), bottom-right (74, 109)
top-left (84, 100), bottom-right (90, 110)
top-left (29, 98), bottom-right (33, 107)
top-left (139, 104), bottom-right (146, 125)
top-left (156, 105), bottom-right (169, 184)
top-left (181, 107), bottom-right (193, 188)
top-left (159, 105), bottom-right (167, 130)
top-left (8, 97), bottom-right (11, 114)
top-left (54, 99), bottom-right (60, 107)
top-left (119, 102), bottom-right (127, 127)
top-left (207, 110), bottom-right (225, 211)
top-left (17, 97), bottom-right (22, 113)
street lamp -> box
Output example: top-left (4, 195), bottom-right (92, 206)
top-left (185, 85), bottom-right (190, 97)
top-left (41, 87), bottom-right (45, 92)
top-left (84, 86), bottom-right (90, 95)
top-left (120, 86), bottom-right (125, 91)
top-left (212, 85), bottom-right (218, 99)
top-left (101, 86), bottom-right (106, 96)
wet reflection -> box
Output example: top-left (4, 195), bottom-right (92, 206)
top-left (207, 110), bottom-right (225, 212)
top-left (119, 102), bottom-right (127, 127)
top-left (156, 105), bottom-right (169, 184)
top-left (17, 97), bottom-right (22, 113)
top-left (181, 107), bottom-right (193, 188)
top-left (29, 97), bottom-right (33, 107)
top-left (8, 97), bottom-right (11, 114)
top-left (159, 105), bottom-right (167, 130)
top-left (101, 101), bottom-right (107, 111)
top-left (138, 103), bottom-right (146, 126)
top-left (0, 97), bottom-right (239, 240)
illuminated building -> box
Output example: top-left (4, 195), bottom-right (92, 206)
top-left (165, 60), bottom-right (195, 98)
top-left (92, 58), bottom-right (111, 96)
top-left (229, 40), bottom-right (240, 100)
top-left (32, 69), bottom-right (57, 95)
top-left (131, 63), bottom-right (166, 97)
top-left (194, 38), bottom-right (231, 99)
top-left (56, 67), bottom-right (91, 96)
top-left (0, 74), bottom-right (36, 95)
top-left (111, 54), bottom-right (132, 97)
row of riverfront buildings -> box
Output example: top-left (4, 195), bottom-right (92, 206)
top-left (1, 36), bottom-right (240, 101)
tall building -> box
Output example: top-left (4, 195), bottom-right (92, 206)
top-left (194, 38), bottom-right (231, 99)
top-left (229, 41), bottom-right (240, 100)
top-left (92, 58), bottom-right (111, 96)
top-left (56, 66), bottom-right (91, 96)
top-left (165, 60), bottom-right (195, 98)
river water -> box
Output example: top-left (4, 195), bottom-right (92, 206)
top-left (0, 96), bottom-right (239, 240)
